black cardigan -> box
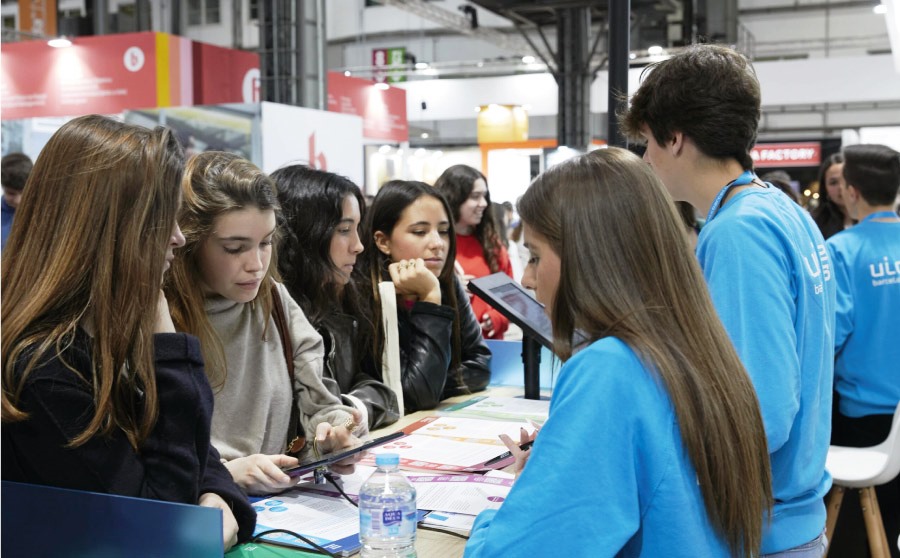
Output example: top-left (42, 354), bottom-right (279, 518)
top-left (1, 330), bottom-right (257, 542)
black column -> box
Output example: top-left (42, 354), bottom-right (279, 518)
top-left (607, 0), bottom-right (630, 148)
top-left (556, 7), bottom-right (590, 151)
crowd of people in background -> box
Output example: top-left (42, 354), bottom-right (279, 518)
top-left (2, 43), bottom-right (899, 558)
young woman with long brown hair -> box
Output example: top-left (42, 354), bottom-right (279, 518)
top-left (165, 152), bottom-right (362, 496)
top-left (358, 180), bottom-right (491, 412)
top-left (435, 165), bottom-right (514, 339)
top-left (464, 148), bottom-right (772, 558)
top-left (1, 115), bottom-right (255, 550)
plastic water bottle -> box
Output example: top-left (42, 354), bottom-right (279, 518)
top-left (359, 453), bottom-right (417, 558)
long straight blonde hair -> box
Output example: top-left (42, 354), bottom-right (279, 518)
top-left (2, 115), bottom-right (184, 449)
top-left (518, 147), bottom-right (772, 558)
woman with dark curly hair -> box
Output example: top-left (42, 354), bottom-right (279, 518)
top-left (272, 165), bottom-right (400, 430)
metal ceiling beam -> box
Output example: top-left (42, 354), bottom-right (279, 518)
top-left (739, 0), bottom-right (878, 15)
top-left (375, 0), bottom-right (548, 59)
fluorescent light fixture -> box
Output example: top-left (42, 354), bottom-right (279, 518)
top-left (374, 82), bottom-right (390, 90)
top-left (647, 45), bottom-right (664, 56)
top-left (414, 62), bottom-right (429, 70)
top-left (884, 0), bottom-right (900, 73)
top-left (48, 37), bottom-right (72, 48)
top-left (521, 55), bottom-right (536, 64)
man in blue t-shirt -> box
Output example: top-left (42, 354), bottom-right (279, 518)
top-left (1, 152), bottom-right (33, 251)
top-left (620, 44), bottom-right (836, 557)
top-left (826, 143), bottom-right (900, 554)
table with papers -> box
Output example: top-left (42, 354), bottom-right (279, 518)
top-left (233, 386), bottom-right (550, 558)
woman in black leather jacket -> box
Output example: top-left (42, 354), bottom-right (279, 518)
top-left (358, 180), bottom-right (492, 413)
top-left (272, 165), bottom-right (400, 430)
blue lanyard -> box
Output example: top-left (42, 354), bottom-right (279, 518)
top-left (861, 210), bottom-right (900, 223)
top-left (706, 170), bottom-right (758, 223)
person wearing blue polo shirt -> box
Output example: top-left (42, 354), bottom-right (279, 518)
top-left (621, 44), bottom-right (836, 558)
top-left (826, 143), bottom-right (900, 554)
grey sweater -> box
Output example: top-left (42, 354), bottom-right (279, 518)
top-left (206, 282), bottom-right (356, 460)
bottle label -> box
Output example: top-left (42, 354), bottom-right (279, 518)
top-left (383, 509), bottom-right (402, 527)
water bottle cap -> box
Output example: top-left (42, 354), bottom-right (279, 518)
top-left (375, 453), bottom-right (400, 466)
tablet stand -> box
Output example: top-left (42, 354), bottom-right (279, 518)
top-left (522, 334), bottom-right (541, 400)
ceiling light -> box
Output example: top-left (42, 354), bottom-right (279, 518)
top-left (344, 70), bottom-right (351, 76)
top-left (522, 55), bottom-right (536, 64)
top-left (48, 37), bottom-right (72, 48)
top-left (414, 62), bottom-right (429, 70)
top-left (420, 132), bottom-right (430, 139)
top-left (629, 52), bottom-right (637, 60)
top-left (374, 82), bottom-right (390, 90)
top-left (647, 45), bottom-right (664, 56)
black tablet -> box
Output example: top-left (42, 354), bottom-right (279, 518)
top-left (469, 273), bottom-right (589, 355)
top-left (469, 272), bottom-right (554, 349)
top-left (282, 431), bottom-right (406, 478)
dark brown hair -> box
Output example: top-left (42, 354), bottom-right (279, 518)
top-left (434, 164), bottom-right (502, 272)
top-left (811, 153), bottom-right (849, 239)
top-left (620, 44), bottom-right (761, 170)
top-left (358, 180), bottom-right (462, 376)
top-left (843, 144), bottom-right (900, 206)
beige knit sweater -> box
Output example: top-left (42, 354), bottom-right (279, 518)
top-left (206, 282), bottom-right (356, 460)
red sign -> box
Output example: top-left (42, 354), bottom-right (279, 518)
top-left (751, 142), bottom-right (821, 168)
top-left (192, 41), bottom-right (260, 105)
top-left (327, 72), bottom-right (408, 142)
top-left (1, 32), bottom-right (257, 121)
top-left (1, 32), bottom-right (159, 120)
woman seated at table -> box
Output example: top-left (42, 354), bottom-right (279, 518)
top-left (463, 148), bottom-right (772, 558)
top-left (1, 115), bottom-right (255, 550)
top-left (165, 152), bottom-right (362, 496)
top-left (272, 165), bottom-right (400, 430)
top-left (358, 180), bottom-right (492, 412)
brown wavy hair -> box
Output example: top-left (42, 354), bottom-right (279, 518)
top-left (164, 151), bottom-right (280, 390)
top-left (518, 147), bottom-right (772, 558)
top-left (434, 164), bottom-right (502, 272)
top-left (2, 115), bottom-right (184, 449)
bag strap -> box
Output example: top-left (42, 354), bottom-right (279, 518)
top-left (270, 283), bottom-right (305, 455)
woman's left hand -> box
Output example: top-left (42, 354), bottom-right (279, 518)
top-left (480, 313), bottom-right (495, 338)
top-left (199, 492), bottom-right (239, 551)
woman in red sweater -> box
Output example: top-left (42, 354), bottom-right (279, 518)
top-left (435, 165), bottom-right (514, 339)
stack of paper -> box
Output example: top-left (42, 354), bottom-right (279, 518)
top-left (357, 416), bottom-right (536, 472)
top-left (439, 396), bottom-right (550, 424)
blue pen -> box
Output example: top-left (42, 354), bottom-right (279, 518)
top-left (483, 440), bottom-right (535, 466)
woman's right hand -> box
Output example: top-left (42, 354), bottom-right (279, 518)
top-left (222, 454), bottom-right (300, 495)
top-left (498, 423), bottom-right (540, 478)
top-left (388, 258), bottom-right (441, 304)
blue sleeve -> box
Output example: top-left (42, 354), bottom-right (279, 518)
top-left (826, 241), bottom-right (854, 354)
top-left (464, 347), bottom-right (644, 558)
top-left (698, 219), bottom-right (800, 453)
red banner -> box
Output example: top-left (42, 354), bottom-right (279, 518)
top-left (751, 142), bottom-right (821, 168)
top-left (1, 32), bottom-right (159, 120)
top-left (192, 42), bottom-right (260, 105)
top-left (327, 72), bottom-right (408, 142)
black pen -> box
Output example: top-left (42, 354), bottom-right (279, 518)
top-left (483, 440), bottom-right (535, 466)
